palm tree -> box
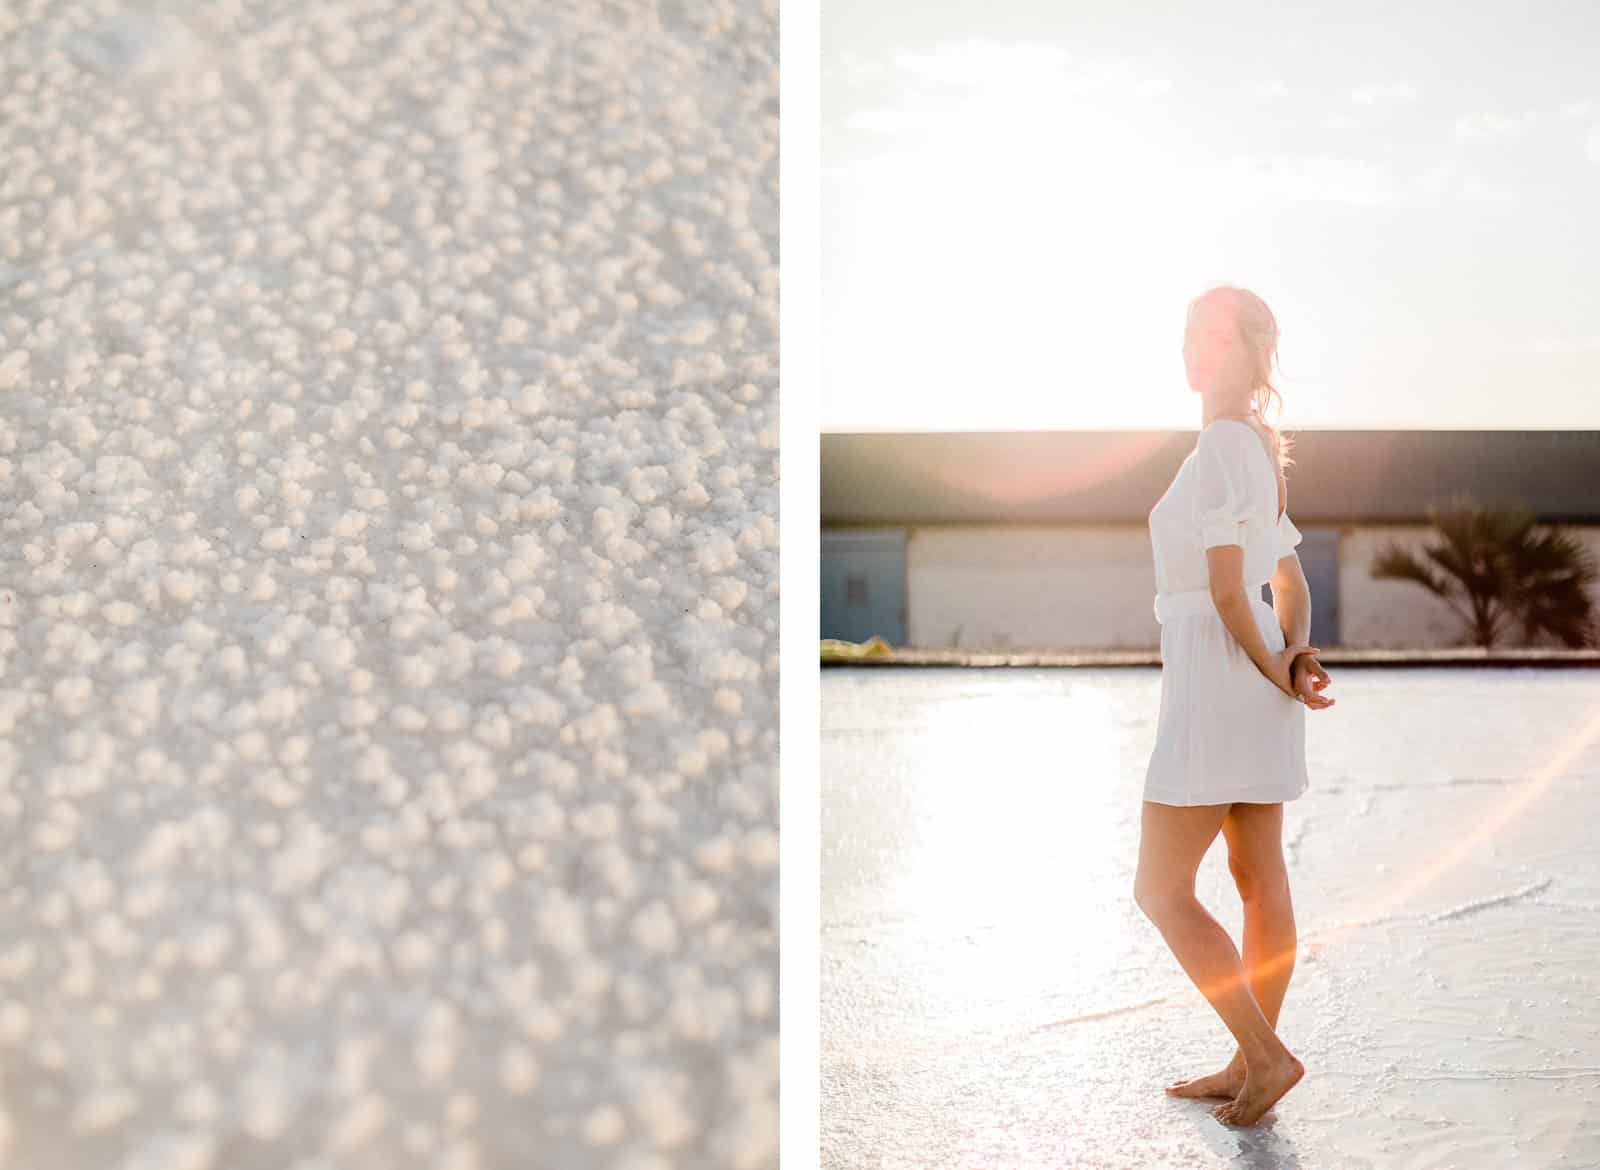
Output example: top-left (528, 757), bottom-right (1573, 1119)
top-left (1370, 494), bottom-right (1599, 649)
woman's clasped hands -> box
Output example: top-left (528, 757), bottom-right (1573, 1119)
top-left (1266, 644), bottom-right (1335, 709)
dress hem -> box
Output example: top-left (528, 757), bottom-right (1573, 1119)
top-left (1143, 784), bottom-right (1308, 807)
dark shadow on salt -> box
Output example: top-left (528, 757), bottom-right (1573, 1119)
top-left (1229, 1117), bottom-right (1302, 1170)
top-left (1185, 1105), bottom-right (1303, 1169)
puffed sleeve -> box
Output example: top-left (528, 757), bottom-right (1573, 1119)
top-left (1276, 511), bottom-right (1303, 559)
top-left (1192, 426), bottom-right (1256, 549)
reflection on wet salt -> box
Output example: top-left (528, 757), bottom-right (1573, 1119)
top-left (824, 667), bottom-right (1600, 1169)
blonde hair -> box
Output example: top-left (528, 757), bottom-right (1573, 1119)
top-left (1189, 285), bottom-right (1295, 470)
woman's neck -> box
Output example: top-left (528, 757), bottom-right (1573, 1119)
top-left (1203, 405), bottom-right (1257, 427)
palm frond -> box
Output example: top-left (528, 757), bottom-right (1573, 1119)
top-left (1369, 499), bottom-right (1598, 649)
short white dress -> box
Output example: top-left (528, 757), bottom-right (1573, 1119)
top-left (1143, 419), bottom-right (1310, 806)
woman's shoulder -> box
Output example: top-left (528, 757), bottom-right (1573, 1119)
top-left (1202, 416), bottom-right (1279, 457)
top-left (1196, 418), bottom-right (1256, 457)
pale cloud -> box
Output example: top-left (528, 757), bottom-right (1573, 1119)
top-left (1451, 102), bottom-right (1600, 163)
top-left (891, 40), bottom-right (1069, 87)
top-left (1455, 111), bottom-right (1539, 140)
top-left (1244, 80), bottom-right (1289, 99)
top-left (1207, 154), bottom-right (1397, 206)
top-left (836, 39), bottom-right (1175, 147)
top-left (1202, 154), bottom-right (1510, 208)
top-left (827, 49), bottom-right (892, 86)
top-left (1526, 336), bottom-right (1600, 354)
top-left (885, 38), bottom-right (1170, 100)
top-left (1322, 113), bottom-right (1359, 131)
top-left (1460, 175), bottom-right (1517, 202)
top-left (1351, 81), bottom-right (1418, 104)
top-left (843, 108), bottom-right (935, 134)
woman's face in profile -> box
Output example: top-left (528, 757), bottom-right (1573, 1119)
top-left (1182, 301), bottom-right (1246, 396)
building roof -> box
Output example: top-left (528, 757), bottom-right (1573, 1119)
top-left (822, 430), bottom-right (1600, 526)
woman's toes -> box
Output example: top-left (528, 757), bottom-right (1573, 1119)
top-left (1165, 1065), bottom-right (1245, 1099)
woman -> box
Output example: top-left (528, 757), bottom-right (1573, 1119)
top-left (1134, 285), bottom-right (1335, 1127)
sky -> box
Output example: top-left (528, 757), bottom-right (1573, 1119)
top-left (821, 0), bottom-right (1600, 432)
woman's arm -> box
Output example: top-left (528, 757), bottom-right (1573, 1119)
top-left (1270, 552), bottom-right (1312, 651)
top-left (1270, 552), bottom-right (1334, 704)
top-left (1194, 425), bottom-right (1300, 688)
top-left (1206, 545), bottom-right (1287, 684)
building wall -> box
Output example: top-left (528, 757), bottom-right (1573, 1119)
top-left (891, 523), bottom-right (1600, 650)
top-left (1338, 524), bottom-right (1600, 648)
top-left (905, 527), bottom-right (1160, 651)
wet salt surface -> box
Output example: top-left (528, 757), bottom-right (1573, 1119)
top-left (0, 1), bottom-right (775, 1166)
top-left (823, 668), bottom-right (1600, 1169)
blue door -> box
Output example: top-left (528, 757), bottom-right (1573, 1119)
top-left (1268, 528), bottom-right (1340, 645)
top-left (821, 529), bottom-right (907, 645)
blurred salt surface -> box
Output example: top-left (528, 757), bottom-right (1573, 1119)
top-left (0, 0), bottom-right (776, 1166)
top-left (823, 667), bottom-right (1600, 1169)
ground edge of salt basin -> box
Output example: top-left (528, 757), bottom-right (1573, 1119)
top-left (822, 646), bottom-right (1600, 667)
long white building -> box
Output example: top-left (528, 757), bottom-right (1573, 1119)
top-left (821, 429), bottom-right (1600, 651)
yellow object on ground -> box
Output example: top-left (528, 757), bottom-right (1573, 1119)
top-left (820, 636), bottom-right (895, 661)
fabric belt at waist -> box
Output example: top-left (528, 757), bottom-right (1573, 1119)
top-left (1153, 586), bottom-right (1270, 625)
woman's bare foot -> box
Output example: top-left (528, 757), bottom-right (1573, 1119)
top-left (1212, 1052), bottom-right (1304, 1126)
top-left (1165, 1053), bottom-right (1246, 1099)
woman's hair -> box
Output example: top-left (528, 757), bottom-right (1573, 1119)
top-left (1190, 285), bottom-right (1295, 470)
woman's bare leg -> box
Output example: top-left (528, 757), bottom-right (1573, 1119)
top-left (1229, 801), bottom-right (1298, 1032)
top-left (1166, 801), bottom-right (1297, 1099)
top-left (1134, 800), bottom-right (1304, 1125)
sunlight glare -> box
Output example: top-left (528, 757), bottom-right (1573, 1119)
top-left (828, 47), bottom-right (1232, 430)
top-left (897, 685), bottom-right (1132, 1018)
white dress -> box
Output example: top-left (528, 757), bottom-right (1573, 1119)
top-left (1143, 419), bottom-right (1310, 806)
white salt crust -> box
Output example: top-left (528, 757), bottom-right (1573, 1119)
top-left (0, 0), bottom-right (777, 1166)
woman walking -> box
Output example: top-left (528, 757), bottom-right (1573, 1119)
top-left (1135, 286), bottom-right (1335, 1126)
